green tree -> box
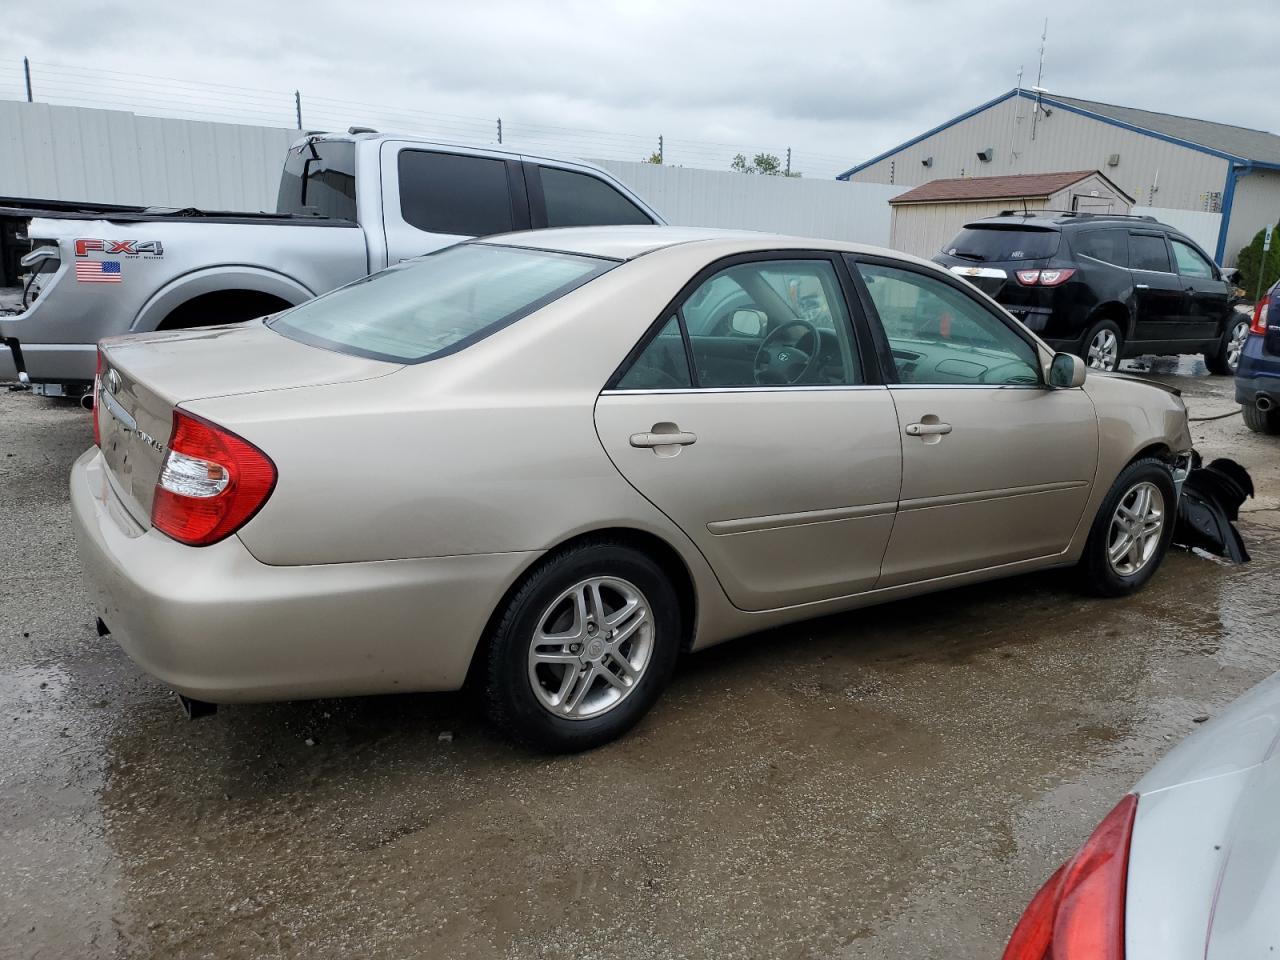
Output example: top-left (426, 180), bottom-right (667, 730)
top-left (1236, 226), bottom-right (1280, 300)
top-left (642, 151), bottom-right (662, 164)
top-left (730, 152), bottom-right (800, 177)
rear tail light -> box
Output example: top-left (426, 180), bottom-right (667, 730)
top-left (1003, 793), bottom-right (1137, 960)
top-left (1252, 294), bottom-right (1270, 335)
top-left (1016, 269), bottom-right (1076, 286)
top-left (151, 411), bottom-right (276, 546)
top-left (92, 349), bottom-right (103, 447)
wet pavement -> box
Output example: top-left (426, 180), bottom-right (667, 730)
top-left (2, 357), bottom-right (1278, 960)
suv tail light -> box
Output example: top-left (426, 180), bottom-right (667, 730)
top-left (151, 411), bottom-right (276, 546)
top-left (92, 349), bottom-right (103, 447)
top-left (1003, 793), bottom-right (1138, 960)
top-left (1016, 269), bottom-right (1076, 287)
top-left (1251, 294), bottom-right (1270, 335)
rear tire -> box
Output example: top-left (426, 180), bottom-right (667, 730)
top-left (1081, 319), bottom-right (1123, 372)
top-left (1242, 402), bottom-right (1280, 434)
top-left (1079, 458), bottom-right (1177, 597)
top-left (483, 540), bottom-right (682, 753)
top-left (1206, 316), bottom-right (1249, 375)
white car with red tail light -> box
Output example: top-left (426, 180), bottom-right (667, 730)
top-left (1004, 671), bottom-right (1280, 959)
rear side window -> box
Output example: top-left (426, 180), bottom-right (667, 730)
top-left (1073, 230), bottom-right (1128, 267)
top-left (398, 151), bottom-right (514, 237)
top-left (277, 140), bottom-right (356, 219)
top-left (269, 244), bottom-right (612, 363)
top-left (1130, 234), bottom-right (1172, 272)
top-left (615, 316), bottom-right (692, 389)
top-left (943, 226), bottom-right (1060, 262)
top-left (537, 167), bottom-right (653, 227)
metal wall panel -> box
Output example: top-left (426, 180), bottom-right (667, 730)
top-left (1132, 205), bottom-right (1223, 255)
top-left (595, 160), bottom-right (898, 245)
top-left (1224, 169), bottom-right (1280, 264)
top-left (0, 100), bottom-right (295, 211)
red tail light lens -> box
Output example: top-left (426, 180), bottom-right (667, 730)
top-left (151, 411), bottom-right (276, 546)
top-left (92, 349), bottom-right (103, 447)
top-left (1252, 294), bottom-right (1270, 335)
top-left (1003, 793), bottom-right (1138, 960)
top-left (1016, 269), bottom-right (1076, 287)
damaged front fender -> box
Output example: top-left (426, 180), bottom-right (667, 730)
top-left (1173, 453), bottom-right (1254, 563)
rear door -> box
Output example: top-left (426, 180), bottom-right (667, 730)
top-left (595, 253), bottom-right (901, 612)
top-left (1170, 235), bottom-right (1229, 342)
top-left (848, 256), bottom-right (1098, 586)
top-left (379, 142), bottom-right (530, 264)
top-left (1128, 231), bottom-right (1187, 344)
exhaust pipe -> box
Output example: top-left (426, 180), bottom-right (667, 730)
top-left (80, 392), bottom-right (94, 411)
top-left (1258, 395), bottom-right (1275, 413)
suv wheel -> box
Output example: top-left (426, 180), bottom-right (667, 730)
top-left (1206, 316), bottom-right (1249, 375)
top-left (1242, 402), bottom-right (1280, 434)
top-left (1082, 319), bottom-right (1123, 372)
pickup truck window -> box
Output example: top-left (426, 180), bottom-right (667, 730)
top-left (537, 166), bottom-right (653, 228)
top-left (277, 141), bottom-right (357, 220)
top-left (268, 243), bottom-right (612, 363)
top-left (399, 151), bottom-right (515, 237)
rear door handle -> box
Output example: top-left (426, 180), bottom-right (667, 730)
top-left (631, 430), bottom-right (697, 448)
top-left (1135, 283), bottom-right (1150, 289)
top-left (904, 421), bottom-right (952, 437)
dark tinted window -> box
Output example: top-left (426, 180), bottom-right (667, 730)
top-left (942, 226), bottom-right (1060, 262)
top-left (1130, 234), bottom-right (1172, 272)
top-left (615, 316), bottom-right (692, 389)
top-left (277, 140), bottom-right (356, 219)
top-left (1073, 230), bottom-right (1128, 267)
top-left (538, 167), bottom-right (653, 227)
top-left (398, 151), bottom-right (514, 236)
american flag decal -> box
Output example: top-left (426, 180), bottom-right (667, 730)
top-left (75, 260), bottom-right (123, 283)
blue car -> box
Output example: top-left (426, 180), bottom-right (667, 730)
top-left (1236, 279), bottom-right (1280, 433)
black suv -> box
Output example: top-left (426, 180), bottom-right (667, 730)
top-left (933, 211), bottom-right (1248, 374)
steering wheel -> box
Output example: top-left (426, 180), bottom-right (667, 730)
top-left (753, 318), bottom-right (822, 385)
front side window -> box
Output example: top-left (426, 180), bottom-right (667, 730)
top-left (1073, 230), bottom-right (1128, 267)
top-left (1130, 234), bottom-right (1172, 273)
top-left (1171, 238), bottom-right (1215, 279)
top-left (942, 226), bottom-right (1060, 262)
top-left (856, 262), bottom-right (1041, 386)
top-left (270, 244), bottom-right (611, 363)
top-left (538, 167), bottom-right (653, 228)
top-left (398, 150), bottom-right (514, 237)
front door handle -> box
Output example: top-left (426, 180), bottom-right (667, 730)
top-left (904, 421), bottom-right (952, 437)
top-left (1135, 283), bottom-right (1150, 289)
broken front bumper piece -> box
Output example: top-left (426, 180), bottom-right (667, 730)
top-left (1172, 454), bottom-right (1254, 563)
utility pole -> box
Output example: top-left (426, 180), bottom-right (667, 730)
top-left (1031, 18), bottom-right (1048, 140)
top-left (785, 147), bottom-right (791, 176)
top-left (23, 57), bottom-right (33, 102)
top-left (294, 91), bottom-right (302, 129)
top-left (658, 134), bottom-right (663, 164)
top-left (497, 118), bottom-right (503, 144)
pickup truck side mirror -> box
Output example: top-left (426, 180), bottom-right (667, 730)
top-left (1049, 352), bottom-right (1087, 388)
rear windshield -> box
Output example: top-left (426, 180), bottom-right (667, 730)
top-left (268, 243), bottom-right (613, 363)
top-left (277, 140), bottom-right (357, 219)
top-left (942, 226), bottom-right (1060, 262)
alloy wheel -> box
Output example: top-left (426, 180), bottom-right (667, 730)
top-left (527, 576), bottom-right (654, 720)
top-left (1226, 319), bottom-right (1249, 371)
top-left (1107, 481), bottom-right (1165, 576)
top-left (1087, 329), bottom-right (1119, 371)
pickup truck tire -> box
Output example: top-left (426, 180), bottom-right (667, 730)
top-left (157, 290), bottom-right (293, 331)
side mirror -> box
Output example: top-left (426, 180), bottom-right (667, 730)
top-left (1049, 352), bottom-right (1087, 388)
top-left (730, 309), bottom-right (765, 337)
top-left (1220, 267), bottom-right (1239, 285)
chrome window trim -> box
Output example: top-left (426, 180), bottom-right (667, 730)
top-left (600, 384), bottom-right (890, 396)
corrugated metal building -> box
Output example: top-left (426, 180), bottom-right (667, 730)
top-left (838, 89), bottom-right (1280, 265)
top-left (887, 169), bottom-right (1132, 258)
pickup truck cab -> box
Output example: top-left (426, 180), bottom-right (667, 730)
top-left (0, 132), bottom-right (663, 391)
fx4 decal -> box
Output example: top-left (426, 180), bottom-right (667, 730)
top-left (75, 239), bottom-right (164, 258)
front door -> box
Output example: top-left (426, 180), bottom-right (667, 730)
top-left (848, 257), bottom-right (1099, 586)
top-left (1170, 236), bottom-right (1230, 343)
top-left (595, 255), bottom-right (902, 612)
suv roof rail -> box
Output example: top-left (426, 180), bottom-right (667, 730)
top-left (996, 208), bottom-right (1158, 223)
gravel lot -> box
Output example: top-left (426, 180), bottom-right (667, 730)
top-left (1, 359), bottom-right (1278, 960)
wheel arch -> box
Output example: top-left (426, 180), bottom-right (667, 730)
top-left (132, 265), bottom-right (315, 333)
top-left (1088, 300), bottom-right (1134, 341)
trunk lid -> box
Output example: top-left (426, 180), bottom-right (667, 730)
top-left (96, 319), bottom-right (396, 525)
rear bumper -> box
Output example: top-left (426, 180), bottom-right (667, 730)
top-left (1234, 334), bottom-right (1280, 405)
top-left (70, 447), bottom-right (538, 702)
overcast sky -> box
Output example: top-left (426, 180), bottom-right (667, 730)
top-left (4, 0), bottom-right (1278, 177)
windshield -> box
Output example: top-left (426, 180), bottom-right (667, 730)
top-left (269, 244), bottom-right (614, 363)
top-left (277, 140), bottom-right (357, 219)
top-left (942, 226), bottom-right (1060, 262)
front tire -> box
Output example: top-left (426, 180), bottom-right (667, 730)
top-left (1242, 402), bottom-right (1280, 434)
top-left (1081, 319), bottom-right (1123, 372)
top-left (484, 540), bottom-right (682, 752)
top-left (1206, 316), bottom-right (1249, 375)
top-left (1079, 458), bottom-right (1177, 597)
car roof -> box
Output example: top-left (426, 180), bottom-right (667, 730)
top-left (966, 212), bottom-right (1164, 231)
top-left (474, 225), bottom-right (934, 265)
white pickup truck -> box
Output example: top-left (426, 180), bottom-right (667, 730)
top-left (0, 131), bottom-right (662, 392)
